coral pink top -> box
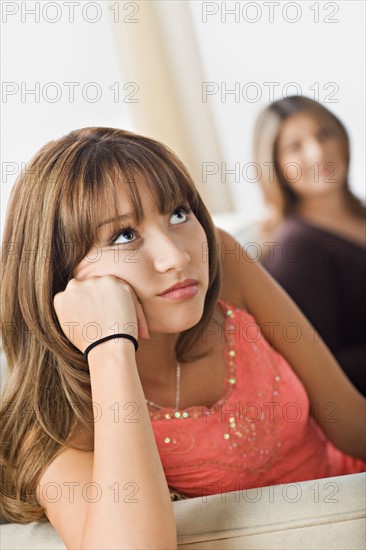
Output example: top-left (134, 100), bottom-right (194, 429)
top-left (148, 299), bottom-right (365, 497)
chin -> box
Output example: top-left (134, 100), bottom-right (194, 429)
top-left (148, 302), bottom-right (205, 335)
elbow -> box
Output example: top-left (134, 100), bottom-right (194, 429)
top-left (144, 526), bottom-right (178, 550)
top-left (80, 541), bottom-right (177, 550)
top-left (148, 526), bottom-right (178, 550)
top-left (79, 529), bottom-right (178, 550)
top-left (154, 536), bottom-right (178, 550)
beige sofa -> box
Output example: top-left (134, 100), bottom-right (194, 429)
top-left (1, 473), bottom-right (365, 549)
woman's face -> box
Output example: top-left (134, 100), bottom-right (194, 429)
top-left (276, 111), bottom-right (349, 199)
top-left (73, 180), bottom-right (210, 336)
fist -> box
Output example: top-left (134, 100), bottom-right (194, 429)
top-left (53, 275), bottom-right (149, 353)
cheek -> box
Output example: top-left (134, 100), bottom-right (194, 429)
top-left (332, 143), bottom-right (348, 169)
top-left (191, 225), bottom-right (208, 259)
top-left (322, 142), bottom-right (348, 181)
top-left (74, 247), bottom-right (140, 280)
top-left (277, 159), bottom-right (305, 192)
top-left (283, 164), bottom-right (303, 185)
top-left (194, 227), bottom-right (210, 289)
top-left (278, 152), bottom-right (300, 179)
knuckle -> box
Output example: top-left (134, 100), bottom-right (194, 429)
top-left (122, 284), bottom-right (131, 293)
top-left (99, 274), bottom-right (117, 287)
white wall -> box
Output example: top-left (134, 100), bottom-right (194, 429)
top-left (1, 1), bottom-right (134, 239)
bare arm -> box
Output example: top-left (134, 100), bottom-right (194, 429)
top-left (218, 229), bottom-right (366, 459)
top-left (85, 342), bottom-right (176, 549)
top-left (38, 277), bottom-right (177, 549)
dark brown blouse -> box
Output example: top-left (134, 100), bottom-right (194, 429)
top-left (262, 215), bottom-right (366, 396)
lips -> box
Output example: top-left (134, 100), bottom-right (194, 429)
top-left (158, 279), bottom-right (198, 296)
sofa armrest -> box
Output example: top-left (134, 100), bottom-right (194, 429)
top-left (1, 473), bottom-right (365, 549)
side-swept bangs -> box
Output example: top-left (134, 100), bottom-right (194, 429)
top-left (54, 129), bottom-right (201, 283)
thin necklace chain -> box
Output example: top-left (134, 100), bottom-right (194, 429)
top-left (145, 362), bottom-right (181, 411)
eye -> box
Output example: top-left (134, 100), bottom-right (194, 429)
top-left (318, 127), bottom-right (334, 141)
top-left (170, 205), bottom-right (191, 225)
top-left (112, 226), bottom-right (138, 245)
top-left (286, 142), bottom-right (300, 153)
top-left (109, 204), bottom-right (192, 246)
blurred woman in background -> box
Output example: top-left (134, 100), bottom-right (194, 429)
top-left (253, 96), bottom-right (365, 395)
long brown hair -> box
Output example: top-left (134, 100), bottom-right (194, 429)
top-left (253, 96), bottom-right (365, 233)
top-left (0, 127), bottom-right (221, 523)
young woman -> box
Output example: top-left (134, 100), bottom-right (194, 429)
top-left (1, 127), bottom-right (365, 549)
top-left (253, 97), bottom-right (366, 396)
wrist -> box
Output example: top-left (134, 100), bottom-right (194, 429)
top-left (84, 333), bottom-right (138, 361)
top-left (86, 338), bottom-right (137, 367)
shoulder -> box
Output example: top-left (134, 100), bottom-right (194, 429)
top-left (263, 217), bottom-right (333, 272)
top-left (270, 217), bottom-right (323, 249)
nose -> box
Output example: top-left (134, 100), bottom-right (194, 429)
top-left (303, 138), bottom-right (324, 164)
top-left (151, 230), bottom-right (191, 273)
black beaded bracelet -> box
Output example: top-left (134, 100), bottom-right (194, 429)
top-left (84, 333), bottom-right (139, 360)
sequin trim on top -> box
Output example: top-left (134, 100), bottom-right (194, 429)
top-left (147, 300), bottom-right (239, 421)
top-left (191, 310), bottom-right (284, 472)
top-left (210, 342), bottom-right (284, 473)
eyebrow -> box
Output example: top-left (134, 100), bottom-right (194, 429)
top-left (97, 213), bottom-right (136, 229)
